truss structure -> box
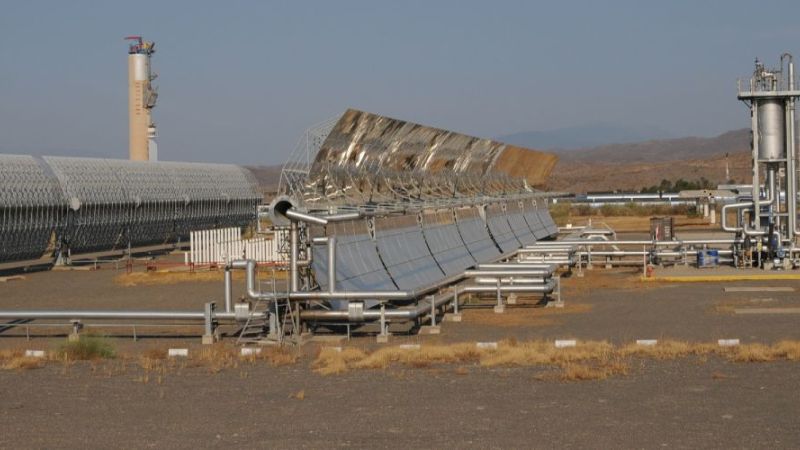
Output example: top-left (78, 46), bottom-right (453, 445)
top-left (278, 109), bottom-right (555, 214)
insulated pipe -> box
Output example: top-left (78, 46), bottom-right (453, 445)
top-left (299, 292), bottom-right (456, 321)
top-left (224, 267), bottom-right (232, 313)
top-left (289, 221), bottom-right (299, 292)
top-left (327, 236), bottom-right (336, 294)
top-left (298, 278), bottom-right (556, 323)
top-left (553, 239), bottom-right (740, 246)
top-left (285, 209), bottom-right (328, 226)
top-left (722, 202), bottom-right (757, 232)
top-left (229, 259), bottom-right (276, 300)
top-left (323, 212), bottom-right (361, 222)
top-left (475, 277), bottom-right (547, 284)
top-left (460, 282), bottom-right (555, 294)
top-left (0, 310), bottom-right (245, 321)
top-left (463, 269), bottom-right (553, 277)
top-left (477, 263), bottom-right (557, 270)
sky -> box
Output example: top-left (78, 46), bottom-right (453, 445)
top-left (1, 0), bottom-right (799, 165)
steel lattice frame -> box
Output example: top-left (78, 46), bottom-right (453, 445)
top-left (278, 109), bottom-right (554, 214)
top-left (0, 154), bottom-right (261, 264)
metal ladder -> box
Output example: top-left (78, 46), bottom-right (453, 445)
top-left (235, 268), bottom-right (278, 345)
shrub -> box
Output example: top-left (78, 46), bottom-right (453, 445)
top-left (58, 336), bottom-right (116, 360)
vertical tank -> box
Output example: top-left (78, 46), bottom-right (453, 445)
top-left (757, 99), bottom-right (786, 161)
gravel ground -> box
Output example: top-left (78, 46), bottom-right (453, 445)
top-left (1, 245), bottom-right (799, 448)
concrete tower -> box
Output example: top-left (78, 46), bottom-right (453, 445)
top-left (125, 36), bottom-right (158, 161)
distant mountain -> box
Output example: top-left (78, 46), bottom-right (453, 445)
top-left (552, 129), bottom-right (750, 163)
top-left (497, 124), bottom-right (674, 150)
top-left (546, 129), bottom-right (753, 193)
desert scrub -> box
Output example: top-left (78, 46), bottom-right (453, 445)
top-left (57, 336), bottom-right (116, 360)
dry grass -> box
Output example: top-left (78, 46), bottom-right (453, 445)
top-left (564, 270), bottom-right (660, 296)
top-left (115, 268), bottom-right (288, 287)
top-left (188, 345), bottom-right (241, 373)
top-left (480, 340), bottom-right (614, 367)
top-left (618, 340), bottom-right (714, 360)
top-left (312, 347), bottom-right (368, 375)
top-left (556, 359), bottom-right (630, 382)
top-left (255, 346), bottom-right (300, 367)
top-left (114, 270), bottom-right (243, 287)
top-left (310, 340), bottom-right (800, 380)
top-left (2, 356), bottom-right (44, 371)
top-left (2, 339), bottom-right (799, 381)
top-left (721, 341), bottom-right (800, 362)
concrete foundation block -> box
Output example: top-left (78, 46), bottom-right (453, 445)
top-left (506, 293), bottom-right (518, 305)
top-left (201, 334), bottom-right (217, 345)
top-left (443, 313), bottom-right (462, 322)
top-left (545, 300), bottom-right (565, 309)
top-left (493, 305), bottom-right (506, 314)
top-left (67, 333), bottom-right (80, 343)
top-left (376, 334), bottom-right (392, 344)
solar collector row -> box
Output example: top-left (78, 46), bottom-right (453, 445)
top-left (310, 200), bottom-right (557, 310)
top-left (0, 154), bottom-right (261, 264)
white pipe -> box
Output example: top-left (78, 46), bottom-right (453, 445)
top-left (327, 236), bottom-right (336, 294)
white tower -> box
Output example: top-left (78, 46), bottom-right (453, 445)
top-left (125, 36), bottom-right (158, 161)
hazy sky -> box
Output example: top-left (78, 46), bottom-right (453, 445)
top-left (1, 0), bottom-right (799, 165)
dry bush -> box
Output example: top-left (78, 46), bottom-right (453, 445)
top-left (189, 345), bottom-right (241, 373)
top-left (618, 340), bottom-right (713, 360)
top-left (0, 348), bottom-right (24, 362)
top-left (352, 343), bottom-right (483, 370)
top-left (558, 359), bottom-right (629, 382)
top-left (141, 347), bottom-right (168, 361)
top-left (480, 340), bottom-right (613, 368)
top-left (771, 341), bottom-right (800, 361)
top-left (312, 347), bottom-right (368, 375)
top-left (2, 356), bottom-right (44, 371)
top-left (258, 346), bottom-right (300, 367)
top-left (290, 389), bottom-right (305, 400)
top-left (724, 344), bottom-right (777, 362)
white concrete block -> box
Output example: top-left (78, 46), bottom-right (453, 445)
top-left (168, 348), bottom-right (189, 357)
top-left (718, 339), bottom-right (740, 347)
top-left (398, 344), bottom-right (420, 350)
top-left (24, 350), bottom-right (45, 358)
top-left (636, 339), bottom-right (658, 346)
top-left (554, 339), bottom-right (577, 348)
top-left (240, 347), bottom-right (262, 356)
top-left (476, 342), bottom-right (498, 350)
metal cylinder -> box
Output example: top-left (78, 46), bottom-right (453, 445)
top-left (327, 236), bottom-right (336, 294)
top-left (224, 268), bottom-right (232, 313)
top-left (757, 99), bottom-right (786, 161)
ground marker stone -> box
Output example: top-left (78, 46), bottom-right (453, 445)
top-left (240, 347), bottom-right (262, 356)
top-left (718, 339), bottom-right (740, 347)
top-left (476, 342), bottom-right (498, 350)
top-left (399, 344), bottom-right (420, 350)
top-left (554, 339), bottom-right (577, 348)
top-left (24, 350), bottom-right (45, 358)
top-left (636, 339), bottom-right (658, 346)
top-left (168, 348), bottom-right (189, 357)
